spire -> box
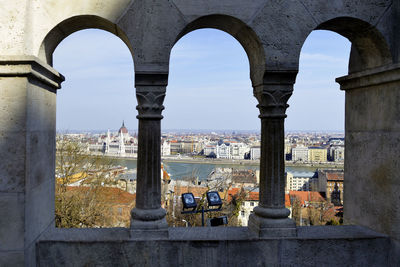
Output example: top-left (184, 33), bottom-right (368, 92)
top-left (105, 129), bottom-right (110, 153)
top-left (119, 130), bottom-right (126, 156)
top-left (122, 120), bottom-right (125, 127)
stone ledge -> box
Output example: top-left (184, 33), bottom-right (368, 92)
top-left (37, 226), bottom-right (390, 266)
top-left (0, 56), bottom-right (65, 89)
top-left (40, 225), bottom-right (387, 242)
top-left (336, 63), bottom-right (400, 91)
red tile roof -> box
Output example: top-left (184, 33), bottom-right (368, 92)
top-left (226, 188), bottom-right (292, 208)
top-left (66, 186), bottom-right (135, 205)
top-left (288, 191), bottom-right (326, 205)
top-left (226, 188), bottom-right (258, 202)
top-left (285, 194), bottom-right (291, 207)
top-left (326, 172), bottom-right (344, 181)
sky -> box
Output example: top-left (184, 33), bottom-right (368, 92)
top-left (53, 29), bottom-right (350, 132)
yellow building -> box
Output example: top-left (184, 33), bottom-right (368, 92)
top-left (308, 147), bottom-right (327, 162)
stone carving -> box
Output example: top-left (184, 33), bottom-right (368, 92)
top-left (254, 88), bottom-right (293, 118)
top-left (253, 71), bottom-right (297, 118)
top-left (136, 90), bottom-right (166, 119)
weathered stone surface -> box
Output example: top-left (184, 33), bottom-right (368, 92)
top-left (25, 181), bottom-right (54, 248)
top-left (0, 78), bottom-right (28, 133)
top-left (0, 58), bottom-right (61, 266)
top-left (117, 0), bottom-right (187, 73)
top-left (299, 0), bottom-right (392, 26)
top-left (338, 65), bottom-right (400, 266)
top-left (0, 251), bottom-right (24, 266)
top-left (249, 0), bottom-right (317, 70)
top-left (0, 193), bottom-right (24, 251)
top-left (37, 226), bottom-right (390, 266)
top-left (172, 0), bottom-right (267, 24)
top-left (345, 132), bottom-right (400, 235)
top-left (26, 0), bottom-right (132, 57)
top-left (0, 131), bottom-right (26, 192)
top-left (339, 67), bottom-right (400, 132)
top-left (0, 1), bottom-right (28, 55)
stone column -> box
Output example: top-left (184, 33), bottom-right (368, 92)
top-left (130, 73), bottom-right (168, 238)
top-left (0, 56), bottom-right (64, 265)
top-left (248, 71), bottom-right (297, 237)
top-left (336, 63), bottom-right (400, 265)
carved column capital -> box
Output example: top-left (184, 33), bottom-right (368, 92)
top-left (136, 88), bottom-right (166, 119)
top-left (253, 70), bottom-right (297, 118)
top-left (135, 72), bottom-right (168, 120)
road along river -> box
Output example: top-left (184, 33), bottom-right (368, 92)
top-left (109, 157), bottom-right (343, 181)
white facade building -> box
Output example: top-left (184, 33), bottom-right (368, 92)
top-left (238, 199), bottom-right (258, 226)
top-left (250, 146), bottom-right (261, 160)
top-left (292, 146), bottom-right (309, 162)
top-left (333, 146), bottom-right (345, 162)
top-left (230, 142), bottom-right (249, 160)
top-left (285, 171), bottom-right (317, 193)
top-left (203, 144), bottom-right (217, 156)
top-left (161, 140), bottom-right (171, 156)
top-left (216, 143), bottom-right (231, 159)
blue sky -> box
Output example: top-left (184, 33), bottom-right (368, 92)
top-left (54, 29), bottom-right (350, 132)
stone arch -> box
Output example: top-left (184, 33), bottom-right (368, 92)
top-left (173, 14), bottom-right (266, 86)
top-left (39, 15), bottom-right (134, 66)
top-left (310, 17), bottom-right (392, 73)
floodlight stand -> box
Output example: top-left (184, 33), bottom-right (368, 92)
top-left (181, 206), bottom-right (222, 227)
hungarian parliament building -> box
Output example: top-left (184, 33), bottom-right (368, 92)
top-left (88, 121), bottom-right (138, 157)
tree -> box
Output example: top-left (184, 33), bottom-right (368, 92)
top-left (290, 196), bottom-right (302, 226)
top-left (55, 137), bottom-right (128, 228)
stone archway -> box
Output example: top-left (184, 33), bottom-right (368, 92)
top-left (39, 15), bottom-right (134, 66)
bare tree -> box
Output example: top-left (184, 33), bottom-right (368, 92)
top-left (55, 138), bottom-right (126, 228)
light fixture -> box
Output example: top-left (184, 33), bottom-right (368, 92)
top-left (181, 193), bottom-right (197, 209)
top-left (206, 191), bottom-right (222, 207)
top-left (181, 191), bottom-right (223, 226)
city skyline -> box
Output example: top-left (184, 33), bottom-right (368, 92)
top-left (54, 29), bottom-right (350, 131)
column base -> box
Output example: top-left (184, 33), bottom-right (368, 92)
top-left (248, 213), bottom-right (297, 238)
top-left (130, 208), bottom-right (169, 239)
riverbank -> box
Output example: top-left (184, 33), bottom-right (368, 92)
top-left (163, 158), bottom-right (343, 169)
top-left (89, 153), bottom-right (344, 169)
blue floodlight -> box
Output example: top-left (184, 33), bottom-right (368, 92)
top-left (181, 193), bottom-right (197, 209)
top-left (206, 191), bottom-right (222, 207)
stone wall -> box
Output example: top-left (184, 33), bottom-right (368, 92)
top-left (337, 63), bottom-right (400, 266)
top-left (37, 226), bottom-right (390, 266)
top-left (0, 0), bottom-right (399, 265)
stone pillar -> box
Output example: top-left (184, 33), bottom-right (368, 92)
top-left (248, 71), bottom-right (297, 237)
top-left (130, 73), bottom-right (168, 238)
top-left (336, 63), bottom-right (400, 266)
top-left (0, 56), bottom-right (64, 266)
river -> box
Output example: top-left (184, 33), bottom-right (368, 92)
top-left (112, 158), bottom-right (328, 180)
